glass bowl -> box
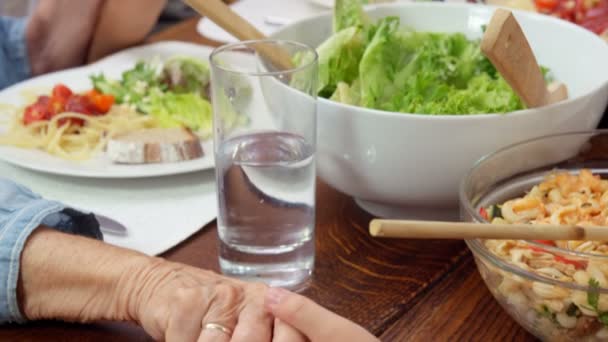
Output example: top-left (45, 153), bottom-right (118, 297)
top-left (460, 130), bottom-right (608, 341)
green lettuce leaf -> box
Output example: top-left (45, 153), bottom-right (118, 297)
top-left (315, 2), bottom-right (541, 115)
top-left (162, 56), bottom-right (210, 96)
top-left (330, 80), bottom-right (361, 106)
top-left (358, 16), bottom-right (405, 108)
top-left (355, 17), bottom-right (524, 114)
top-left (140, 90), bottom-right (213, 138)
top-left (316, 26), bottom-right (367, 97)
top-left (334, 0), bottom-right (369, 32)
top-left (91, 60), bottom-right (165, 106)
top-left (90, 74), bottom-right (126, 102)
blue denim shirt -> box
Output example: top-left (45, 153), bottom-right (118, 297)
top-left (0, 16), bottom-right (103, 324)
top-left (0, 16), bottom-right (31, 89)
top-left (0, 179), bottom-right (102, 323)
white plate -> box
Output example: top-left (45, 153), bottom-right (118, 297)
top-left (0, 41), bottom-right (216, 179)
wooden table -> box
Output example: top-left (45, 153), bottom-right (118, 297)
top-left (0, 17), bottom-right (544, 342)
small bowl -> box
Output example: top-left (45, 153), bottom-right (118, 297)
top-left (271, 3), bottom-right (608, 219)
top-left (461, 130), bottom-right (608, 341)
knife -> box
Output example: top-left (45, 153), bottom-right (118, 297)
top-left (95, 213), bottom-right (129, 237)
top-left (72, 207), bottom-right (128, 237)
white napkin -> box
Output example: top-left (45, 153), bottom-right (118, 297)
top-left (0, 161), bottom-right (218, 256)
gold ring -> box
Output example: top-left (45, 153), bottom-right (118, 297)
top-left (203, 322), bottom-right (233, 336)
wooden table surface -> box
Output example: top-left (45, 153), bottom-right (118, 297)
top-left (0, 17), bottom-right (540, 342)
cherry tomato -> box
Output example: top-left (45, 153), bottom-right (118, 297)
top-left (94, 94), bottom-right (114, 113)
top-left (50, 99), bottom-right (65, 115)
top-left (60, 95), bottom-right (96, 126)
top-left (52, 84), bottom-right (73, 102)
top-left (23, 103), bottom-right (51, 125)
top-left (85, 89), bottom-right (114, 113)
top-left (85, 89), bottom-right (100, 99)
top-left (65, 95), bottom-right (97, 115)
top-left (23, 84), bottom-right (113, 126)
top-left (36, 95), bottom-right (51, 107)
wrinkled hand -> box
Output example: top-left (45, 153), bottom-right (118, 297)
top-left (113, 262), bottom-right (379, 342)
top-left (20, 228), bottom-right (273, 342)
top-left (266, 288), bottom-right (379, 342)
top-left (121, 260), bottom-right (273, 342)
top-left (19, 228), bottom-right (375, 342)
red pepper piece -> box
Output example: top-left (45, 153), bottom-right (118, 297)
top-left (479, 207), bottom-right (489, 221)
top-left (534, 240), bottom-right (557, 246)
top-left (554, 255), bottom-right (588, 269)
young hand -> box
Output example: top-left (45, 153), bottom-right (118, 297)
top-left (265, 287), bottom-right (380, 342)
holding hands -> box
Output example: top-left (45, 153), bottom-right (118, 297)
top-left (19, 228), bottom-right (377, 342)
top-left (128, 263), bottom-right (379, 341)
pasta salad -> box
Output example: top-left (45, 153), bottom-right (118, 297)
top-left (480, 169), bottom-right (608, 341)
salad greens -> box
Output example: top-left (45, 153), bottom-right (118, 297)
top-left (140, 90), bottom-right (212, 136)
top-left (317, 26), bottom-right (366, 97)
top-left (586, 278), bottom-right (608, 327)
top-left (91, 56), bottom-right (213, 137)
top-left (315, 0), bottom-right (539, 114)
top-left (162, 56), bottom-right (210, 95)
top-left (333, 0), bottom-right (369, 32)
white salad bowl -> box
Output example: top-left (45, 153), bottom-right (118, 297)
top-left (270, 3), bottom-right (608, 219)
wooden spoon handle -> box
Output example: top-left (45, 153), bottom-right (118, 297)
top-left (369, 219), bottom-right (608, 241)
top-left (185, 0), bottom-right (265, 41)
top-left (183, 0), bottom-right (294, 70)
top-left (481, 9), bottom-right (551, 108)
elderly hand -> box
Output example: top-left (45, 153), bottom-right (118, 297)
top-left (19, 228), bottom-right (376, 342)
top-left (265, 287), bottom-right (380, 342)
top-left (124, 261), bottom-right (273, 342)
top-left (19, 228), bottom-right (273, 342)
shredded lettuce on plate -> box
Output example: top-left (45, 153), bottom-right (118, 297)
top-left (162, 56), bottom-right (210, 96)
top-left (140, 90), bottom-right (212, 138)
top-left (91, 60), bottom-right (166, 107)
top-left (91, 56), bottom-right (214, 137)
top-left (313, 0), bottom-right (547, 114)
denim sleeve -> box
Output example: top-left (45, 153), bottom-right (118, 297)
top-left (0, 178), bottom-right (103, 323)
top-left (0, 16), bottom-right (31, 90)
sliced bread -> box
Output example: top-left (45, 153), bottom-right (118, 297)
top-left (107, 127), bottom-right (204, 164)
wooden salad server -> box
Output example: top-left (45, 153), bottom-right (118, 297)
top-left (481, 9), bottom-right (568, 107)
top-left (182, 0), bottom-right (294, 70)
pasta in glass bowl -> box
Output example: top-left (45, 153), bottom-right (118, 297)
top-left (461, 130), bottom-right (608, 341)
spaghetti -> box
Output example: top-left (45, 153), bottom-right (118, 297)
top-left (0, 104), bottom-right (161, 160)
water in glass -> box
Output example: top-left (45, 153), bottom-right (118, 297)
top-left (216, 131), bottom-right (315, 288)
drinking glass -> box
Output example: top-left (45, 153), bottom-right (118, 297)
top-left (209, 40), bottom-right (318, 289)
